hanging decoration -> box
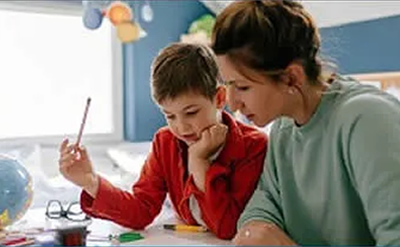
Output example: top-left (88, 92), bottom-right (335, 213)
top-left (82, 0), bottom-right (147, 44)
top-left (140, 0), bottom-right (154, 23)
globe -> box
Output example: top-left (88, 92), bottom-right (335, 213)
top-left (0, 155), bottom-right (33, 229)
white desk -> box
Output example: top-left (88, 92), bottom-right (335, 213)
top-left (8, 143), bottom-right (231, 245)
top-left (15, 207), bottom-right (231, 246)
top-left (91, 216), bottom-right (231, 245)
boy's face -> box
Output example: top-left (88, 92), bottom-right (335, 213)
top-left (159, 88), bottom-right (225, 145)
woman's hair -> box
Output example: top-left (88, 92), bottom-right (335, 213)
top-left (211, 0), bottom-right (323, 84)
top-left (151, 43), bottom-right (220, 104)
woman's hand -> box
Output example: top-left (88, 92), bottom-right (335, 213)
top-left (58, 138), bottom-right (99, 197)
top-left (233, 220), bottom-right (297, 246)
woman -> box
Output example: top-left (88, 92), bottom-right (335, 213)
top-left (211, 0), bottom-right (400, 245)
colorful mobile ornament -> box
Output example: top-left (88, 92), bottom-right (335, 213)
top-left (82, 0), bottom-right (147, 43)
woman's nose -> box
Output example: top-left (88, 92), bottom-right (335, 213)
top-left (227, 89), bottom-right (243, 112)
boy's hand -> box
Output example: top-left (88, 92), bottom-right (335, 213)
top-left (188, 123), bottom-right (228, 160)
top-left (187, 124), bottom-right (228, 191)
top-left (58, 138), bottom-right (99, 197)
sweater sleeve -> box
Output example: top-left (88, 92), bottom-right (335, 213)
top-left (80, 137), bottom-right (167, 229)
top-left (182, 134), bottom-right (267, 239)
top-left (237, 122), bottom-right (285, 231)
top-left (347, 95), bottom-right (400, 245)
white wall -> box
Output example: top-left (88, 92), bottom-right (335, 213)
top-left (302, 1), bottom-right (400, 27)
top-left (201, 0), bottom-right (400, 28)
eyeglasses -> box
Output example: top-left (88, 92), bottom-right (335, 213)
top-left (45, 200), bottom-right (91, 222)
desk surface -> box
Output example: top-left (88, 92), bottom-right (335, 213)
top-left (16, 207), bottom-right (231, 246)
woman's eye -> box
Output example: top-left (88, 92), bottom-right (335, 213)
top-left (166, 115), bottom-right (175, 120)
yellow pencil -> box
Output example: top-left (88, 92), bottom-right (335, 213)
top-left (163, 224), bottom-right (208, 232)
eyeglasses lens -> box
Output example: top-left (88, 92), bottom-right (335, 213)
top-left (47, 201), bottom-right (62, 219)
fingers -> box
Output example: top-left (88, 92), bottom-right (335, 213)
top-left (59, 138), bottom-right (76, 156)
top-left (58, 153), bottom-right (76, 174)
top-left (199, 124), bottom-right (228, 145)
top-left (215, 123), bottom-right (228, 135)
top-left (200, 126), bottom-right (211, 140)
top-left (59, 139), bottom-right (90, 164)
top-left (59, 138), bottom-right (78, 169)
top-left (76, 146), bottom-right (89, 161)
top-left (59, 146), bottom-right (88, 163)
top-left (59, 138), bottom-right (69, 152)
top-left (207, 123), bottom-right (228, 140)
top-left (203, 123), bottom-right (227, 134)
top-left (59, 149), bottom-right (75, 170)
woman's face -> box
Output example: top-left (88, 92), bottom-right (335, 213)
top-left (217, 55), bottom-right (286, 127)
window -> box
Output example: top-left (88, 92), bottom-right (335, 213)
top-left (0, 1), bottom-right (123, 146)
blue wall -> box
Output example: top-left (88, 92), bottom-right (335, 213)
top-left (123, 0), bottom-right (211, 141)
top-left (320, 15), bottom-right (400, 74)
top-left (124, 5), bottom-right (400, 142)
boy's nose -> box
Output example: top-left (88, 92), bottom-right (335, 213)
top-left (177, 121), bottom-right (192, 133)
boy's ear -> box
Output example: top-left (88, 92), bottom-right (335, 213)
top-left (215, 86), bottom-right (226, 109)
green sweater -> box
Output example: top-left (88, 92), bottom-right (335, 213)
top-left (238, 77), bottom-right (400, 245)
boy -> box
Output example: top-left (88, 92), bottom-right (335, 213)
top-left (58, 43), bottom-right (267, 239)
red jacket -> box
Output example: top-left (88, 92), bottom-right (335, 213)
top-left (81, 111), bottom-right (267, 239)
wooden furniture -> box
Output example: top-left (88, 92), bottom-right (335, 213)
top-left (350, 71), bottom-right (400, 90)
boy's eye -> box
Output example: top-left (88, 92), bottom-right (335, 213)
top-left (166, 115), bottom-right (175, 120)
top-left (186, 110), bottom-right (199, 116)
top-left (236, 86), bottom-right (250, 91)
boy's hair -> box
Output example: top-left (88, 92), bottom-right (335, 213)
top-left (151, 43), bottom-right (220, 104)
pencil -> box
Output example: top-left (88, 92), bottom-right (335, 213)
top-left (163, 224), bottom-right (208, 232)
top-left (75, 97), bottom-right (91, 148)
